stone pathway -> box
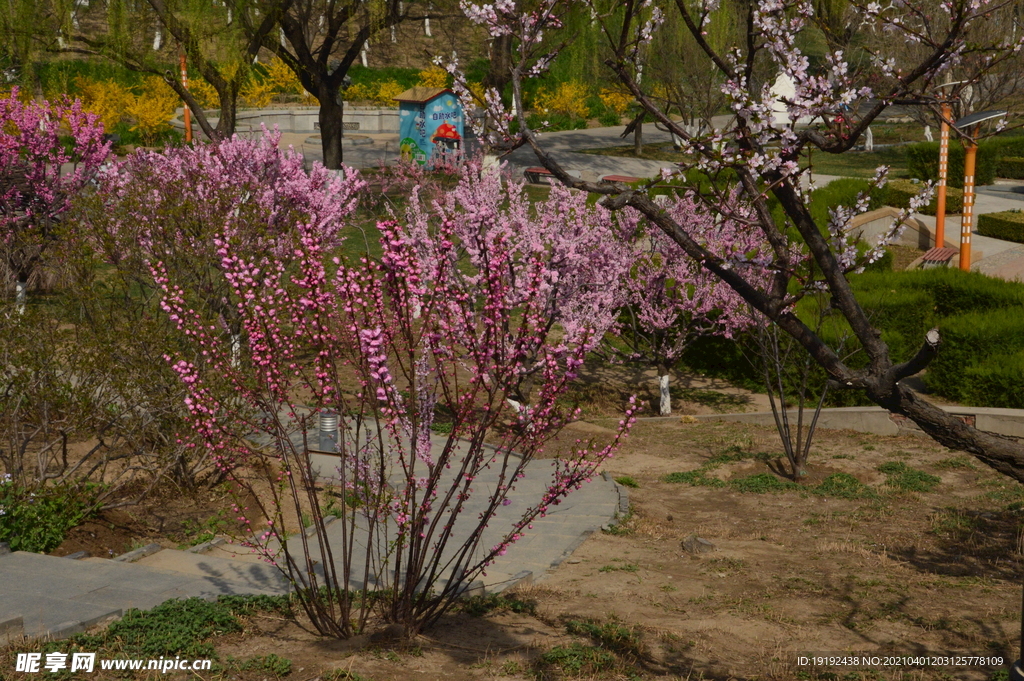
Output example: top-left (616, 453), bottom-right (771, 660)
top-left (0, 424), bottom-right (625, 641)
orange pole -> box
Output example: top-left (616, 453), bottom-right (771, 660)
top-left (935, 102), bottom-right (951, 249)
top-left (180, 50), bottom-right (192, 143)
top-left (960, 132), bottom-right (978, 271)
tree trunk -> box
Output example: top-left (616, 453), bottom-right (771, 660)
top-left (483, 33), bottom-right (514, 95)
top-left (634, 122), bottom-right (643, 156)
top-left (658, 364), bottom-right (671, 416)
top-left (214, 88), bottom-right (237, 139)
top-left (318, 91), bottom-right (344, 169)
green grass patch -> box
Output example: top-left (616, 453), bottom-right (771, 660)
top-left (614, 475), bottom-right (639, 489)
top-left (878, 462), bottom-right (941, 493)
top-left (661, 470), bottom-right (727, 487)
top-left (729, 473), bottom-right (798, 494)
top-left (813, 473), bottom-right (876, 499)
top-left (565, 619), bottom-right (644, 657)
top-left (670, 387), bottom-right (750, 412)
top-left (538, 642), bottom-right (616, 674)
top-left (935, 455), bottom-right (976, 470)
top-left (598, 562), bottom-right (639, 573)
top-left (229, 654), bottom-right (293, 677)
top-left (460, 593), bottom-right (537, 617)
top-left (64, 595), bottom-right (290, 660)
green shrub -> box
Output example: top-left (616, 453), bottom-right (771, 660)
top-left (876, 178), bottom-right (963, 215)
top-left (978, 210), bottom-right (1024, 244)
top-left (960, 352), bottom-right (1024, 408)
top-left (906, 140), bottom-right (998, 188)
top-left (849, 268), bottom-right (1024, 317)
top-left (853, 287), bottom-right (935, 357)
top-left (926, 307), bottom-right (1024, 401)
top-left (997, 156), bottom-right (1024, 179)
top-left (0, 478), bottom-right (100, 553)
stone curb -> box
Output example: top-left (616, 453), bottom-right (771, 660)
top-left (112, 543), bottom-right (162, 563)
top-left (187, 537), bottom-right (227, 554)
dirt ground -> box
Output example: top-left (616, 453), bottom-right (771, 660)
top-left (174, 419), bottom-right (1022, 681)
top-left (25, 369), bottom-right (1024, 681)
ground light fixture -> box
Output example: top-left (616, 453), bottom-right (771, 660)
top-left (952, 110), bottom-right (1006, 271)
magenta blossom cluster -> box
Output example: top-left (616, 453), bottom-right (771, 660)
top-left (0, 89), bottom-right (109, 284)
top-left (154, 159), bottom-right (635, 631)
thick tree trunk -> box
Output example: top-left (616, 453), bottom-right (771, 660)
top-left (318, 91), bottom-right (344, 169)
top-left (483, 34), bottom-right (514, 95)
top-left (214, 90), bottom-right (237, 139)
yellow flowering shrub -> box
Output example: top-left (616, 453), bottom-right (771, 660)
top-left (125, 76), bottom-right (179, 144)
top-left (416, 66), bottom-right (449, 88)
top-left (344, 80), bottom-right (404, 105)
top-left (465, 81), bottom-right (486, 105)
top-left (264, 57), bottom-right (299, 94)
top-left (598, 88), bottom-right (633, 115)
top-left (75, 77), bottom-right (134, 131)
top-left (187, 77), bottom-right (219, 109)
top-left (533, 81), bottom-right (591, 119)
top-left (240, 78), bottom-right (276, 108)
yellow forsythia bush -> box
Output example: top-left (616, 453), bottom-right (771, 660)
top-left (344, 79), bottom-right (404, 105)
top-left (74, 76), bottom-right (134, 131)
top-left (187, 77), bottom-right (219, 109)
top-left (126, 76), bottom-right (179, 143)
top-left (534, 81), bottom-right (591, 119)
top-left (240, 78), bottom-right (276, 108)
top-left (416, 66), bottom-right (449, 88)
top-left (599, 88), bottom-right (633, 115)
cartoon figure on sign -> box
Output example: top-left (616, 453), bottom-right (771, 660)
top-left (400, 137), bottom-right (427, 164)
top-left (432, 122), bottom-right (461, 151)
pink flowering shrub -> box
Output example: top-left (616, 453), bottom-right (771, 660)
top-left (401, 166), bottom-right (637, 402)
top-left (157, 166), bottom-right (636, 637)
top-left (612, 190), bottom-right (767, 415)
top-left (64, 131), bottom-right (363, 489)
top-left (0, 88), bottom-right (109, 297)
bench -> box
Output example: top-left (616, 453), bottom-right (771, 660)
top-left (523, 167), bottom-right (581, 185)
top-left (920, 246), bottom-right (957, 269)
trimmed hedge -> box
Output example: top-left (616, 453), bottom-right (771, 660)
top-left (997, 156), bottom-right (1024, 180)
top-left (850, 267), bottom-right (1024, 317)
top-left (961, 352), bottom-right (1024, 408)
top-left (876, 179), bottom-right (963, 216)
top-left (925, 307), bottom-right (1024, 401)
top-left (977, 210), bottom-right (1024, 244)
top-left (906, 140), bottom-right (998, 189)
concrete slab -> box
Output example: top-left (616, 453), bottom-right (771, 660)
top-left (696, 405), bottom-right (1024, 439)
top-left (135, 550), bottom-right (290, 593)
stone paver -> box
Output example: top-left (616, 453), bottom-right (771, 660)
top-left (1, 422), bottom-right (622, 641)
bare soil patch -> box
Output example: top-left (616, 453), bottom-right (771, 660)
top-left (181, 420), bottom-right (1022, 681)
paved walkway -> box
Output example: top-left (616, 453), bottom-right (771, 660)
top-left (283, 122), bottom-right (1024, 283)
top-left (0, 422), bottom-right (624, 641)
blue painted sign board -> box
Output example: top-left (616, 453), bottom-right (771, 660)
top-left (395, 88), bottom-right (464, 165)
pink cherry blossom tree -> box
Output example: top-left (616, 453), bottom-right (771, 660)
top-left (614, 189), bottom-right (765, 415)
top-left (453, 0), bottom-right (1024, 482)
top-left (0, 88), bottom-right (109, 310)
top-left (155, 163), bottom-right (636, 637)
top-left (401, 166), bottom-right (638, 405)
top-left (80, 130), bottom-right (360, 366)
top-left (65, 131), bottom-right (363, 488)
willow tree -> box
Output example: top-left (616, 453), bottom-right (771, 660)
top-left (63, 0), bottom-right (282, 139)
